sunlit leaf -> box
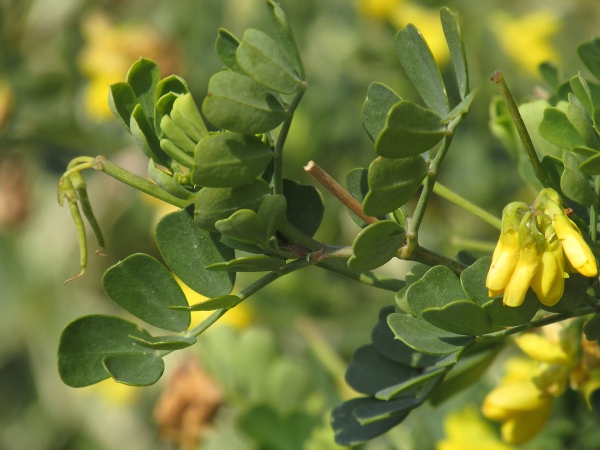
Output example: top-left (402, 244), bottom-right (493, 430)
top-left (102, 253), bottom-right (190, 332)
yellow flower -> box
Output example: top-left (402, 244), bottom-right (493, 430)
top-left (530, 226), bottom-right (566, 306)
top-left (78, 12), bottom-right (177, 120)
top-left (437, 407), bottom-right (516, 450)
top-left (486, 202), bottom-right (528, 297)
top-left (552, 214), bottom-right (598, 278)
top-left (489, 10), bottom-right (561, 76)
top-left (356, 0), bottom-right (399, 20)
top-left (502, 239), bottom-right (540, 307)
top-left (515, 333), bottom-right (570, 366)
top-left (389, 2), bottom-right (449, 65)
top-left (482, 380), bottom-right (552, 445)
top-left (357, 0), bottom-right (449, 64)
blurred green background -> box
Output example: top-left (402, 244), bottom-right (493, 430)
top-left (2, 0), bottom-right (600, 448)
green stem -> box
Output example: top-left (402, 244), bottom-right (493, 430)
top-left (451, 237), bottom-right (496, 253)
top-left (273, 88), bottom-right (305, 195)
top-left (477, 306), bottom-right (596, 343)
top-left (93, 156), bottom-right (192, 209)
top-left (432, 182), bottom-right (502, 230)
top-left (407, 117), bottom-right (460, 244)
top-left (317, 260), bottom-right (405, 291)
top-left (407, 245), bottom-right (467, 275)
top-left (491, 71), bottom-right (552, 189)
top-left (185, 258), bottom-right (315, 340)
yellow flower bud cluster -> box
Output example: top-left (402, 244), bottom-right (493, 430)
top-left (486, 188), bottom-right (597, 308)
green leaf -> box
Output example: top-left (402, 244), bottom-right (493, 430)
top-left (160, 115), bottom-right (196, 154)
top-left (102, 253), bottom-right (190, 332)
top-left (539, 61), bottom-right (560, 88)
top-left (194, 178), bottom-right (271, 231)
top-left (580, 152), bottom-right (600, 175)
top-left (187, 294), bottom-right (240, 311)
top-left (583, 314), bottom-right (600, 341)
top-left (203, 71), bottom-right (286, 134)
top-left (283, 178), bottom-right (324, 237)
top-left (353, 397), bottom-right (422, 425)
top-left (215, 209), bottom-right (267, 246)
top-left (257, 194), bottom-right (287, 238)
top-left (460, 257), bottom-right (494, 306)
top-left (376, 366), bottom-right (447, 401)
top-left (130, 104), bottom-right (171, 166)
top-left (345, 345), bottom-right (419, 396)
top-left (266, 0), bottom-right (304, 78)
top-left (108, 82), bottom-right (138, 131)
top-left (570, 74), bottom-right (594, 117)
top-left (236, 28), bottom-right (301, 94)
top-left (421, 300), bottom-right (494, 336)
top-left (406, 265), bottom-right (466, 318)
top-left (331, 398), bottom-right (407, 446)
top-left (159, 138), bottom-right (195, 168)
top-left (154, 75), bottom-right (189, 132)
top-left (375, 101), bottom-right (446, 158)
top-left (171, 93), bottom-right (208, 141)
top-left (156, 210), bottom-right (235, 297)
top-left (482, 291), bottom-right (538, 327)
top-left (348, 221), bottom-right (405, 271)
top-left (215, 28), bottom-right (244, 73)
top-left (193, 132), bottom-right (273, 187)
top-left (561, 151), bottom-right (596, 206)
top-left (567, 95), bottom-right (600, 150)
top-left (395, 24), bottom-right (448, 117)
top-left (388, 313), bottom-right (473, 355)
top-left (148, 160), bottom-right (195, 200)
top-left (371, 306), bottom-right (441, 368)
top-left (206, 256), bottom-right (286, 272)
top-left (430, 345), bottom-right (499, 406)
top-left (58, 315), bottom-right (153, 387)
top-left (539, 107), bottom-right (587, 149)
top-left (362, 156), bottom-right (428, 217)
top-left (362, 82), bottom-right (401, 142)
top-left (156, 208), bottom-right (235, 297)
top-left (346, 168), bottom-right (374, 228)
top-left (220, 235), bottom-right (265, 254)
top-left (102, 353), bottom-right (164, 386)
top-left (578, 38), bottom-right (600, 81)
top-left (440, 88), bottom-right (479, 123)
top-left (440, 7), bottom-right (468, 99)
top-left (126, 57), bottom-right (160, 124)
top-left (129, 335), bottom-right (197, 350)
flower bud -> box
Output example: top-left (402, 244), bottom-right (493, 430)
top-left (552, 214), bottom-right (597, 278)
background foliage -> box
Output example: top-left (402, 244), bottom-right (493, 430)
top-left (3, 0), bottom-right (600, 449)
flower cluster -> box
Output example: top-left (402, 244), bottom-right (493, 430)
top-left (486, 188), bottom-right (597, 307)
top-left (482, 322), bottom-right (600, 444)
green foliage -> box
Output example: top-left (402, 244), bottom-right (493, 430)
top-left (54, 2), bottom-right (600, 448)
top-left (102, 253), bottom-right (190, 332)
top-left (156, 208), bottom-right (235, 297)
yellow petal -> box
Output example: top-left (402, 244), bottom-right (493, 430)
top-left (500, 399), bottom-right (552, 445)
top-left (482, 381), bottom-right (547, 418)
top-left (553, 215), bottom-right (597, 277)
top-left (514, 334), bottom-right (570, 365)
top-left (486, 231), bottom-right (520, 292)
top-left (530, 240), bottom-right (565, 306)
top-left (502, 243), bottom-right (539, 307)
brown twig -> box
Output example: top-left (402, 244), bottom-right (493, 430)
top-left (304, 161), bottom-right (378, 225)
